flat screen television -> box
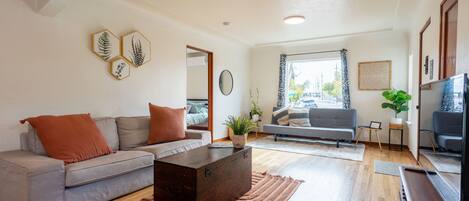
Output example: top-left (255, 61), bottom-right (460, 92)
top-left (419, 73), bottom-right (468, 201)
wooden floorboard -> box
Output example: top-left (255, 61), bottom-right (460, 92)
top-left (114, 135), bottom-right (444, 201)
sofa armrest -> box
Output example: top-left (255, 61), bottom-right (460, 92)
top-left (185, 129), bottom-right (211, 145)
top-left (0, 150), bottom-right (65, 201)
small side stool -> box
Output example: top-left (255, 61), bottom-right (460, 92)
top-left (356, 126), bottom-right (383, 150)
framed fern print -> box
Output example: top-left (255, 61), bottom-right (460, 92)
top-left (122, 31), bottom-right (151, 67)
top-left (92, 30), bottom-right (120, 61)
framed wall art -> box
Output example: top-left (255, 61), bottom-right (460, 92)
top-left (92, 30), bottom-right (120, 61)
top-left (110, 57), bottom-right (130, 80)
top-left (122, 31), bottom-right (151, 67)
top-left (358, 60), bottom-right (392, 90)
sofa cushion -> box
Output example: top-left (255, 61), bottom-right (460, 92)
top-left (23, 118), bottom-right (119, 155)
top-left (24, 126), bottom-right (47, 155)
top-left (116, 117), bottom-right (150, 150)
top-left (134, 139), bottom-right (204, 159)
top-left (94, 118), bottom-right (119, 152)
top-left (65, 151), bottom-right (153, 187)
top-left (309, 108), bottom-right (357, 129)
top-left (263, 124), bottom-right (355, 141)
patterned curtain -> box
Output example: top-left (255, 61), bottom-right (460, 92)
top-left (340, 49), bottom-right (351, 109)
top-left (440, 79), bottom-right (455, 112)
top-left (277, 54), bottom-right (287, 107)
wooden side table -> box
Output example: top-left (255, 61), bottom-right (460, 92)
top-left (252, 119), bottom-right (262, 139)
top-left (356, 126), bottom-right (383, 150)
top-left (389, 123), bottom-right (404, 151)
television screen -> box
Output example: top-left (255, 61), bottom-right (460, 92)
top-left (419, 74), bottom-right (467, 201)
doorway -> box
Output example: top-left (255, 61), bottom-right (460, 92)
top-left (186, 45), bottom-right (213, 143)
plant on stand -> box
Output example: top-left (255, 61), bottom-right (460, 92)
top-left (250, 88), bottom-right (263, 122)
top-left (224, 115), bottom-right (256, 148)
top-left (381, 89), bottom-right (412, 125)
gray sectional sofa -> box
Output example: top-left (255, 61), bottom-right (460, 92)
top-left (263, 108), bottom-right (357, 147)
top-left (0, 116), bottom-right (211, 201)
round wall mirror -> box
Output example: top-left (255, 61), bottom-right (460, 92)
top-left (219, 70), bottom-right (233, 96)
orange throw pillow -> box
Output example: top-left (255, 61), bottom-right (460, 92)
top-left (20, 114), bottom-right (112, 164)
top-left (148, 103), bottom-right (186, 144)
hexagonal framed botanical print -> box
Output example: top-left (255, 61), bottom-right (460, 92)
top-left (92, 30), bottom-right (120, 61)
top-left (110, 57), bottom-right (130, 80)
top-left (121, 31), bottom-right (151, 67)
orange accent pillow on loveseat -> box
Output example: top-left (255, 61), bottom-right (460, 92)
top-left (148, 103), bottom-right (186, 144)
top-left (20, 114), bottom-right (112, 164)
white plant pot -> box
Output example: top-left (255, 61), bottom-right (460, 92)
top-left (252, 114), bottom-right (260, 122)
top-left (390, 117), bottom-right (403, 125)
top-left (232, 134), bottom-right (248, 148)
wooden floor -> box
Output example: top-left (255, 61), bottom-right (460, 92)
top-left (115, 135), bottom-right (422, 201)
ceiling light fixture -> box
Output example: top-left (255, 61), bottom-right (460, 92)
top-left (283, 15), bottom-right (305, 25)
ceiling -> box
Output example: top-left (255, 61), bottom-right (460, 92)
top-left (129, 0), bottom-right (402, 46)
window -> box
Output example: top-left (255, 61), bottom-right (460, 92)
top-left (286, 57), bottom-right (343, 108)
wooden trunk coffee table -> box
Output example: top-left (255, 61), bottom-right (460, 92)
top-left (154, 145), bottom-right (252, 201)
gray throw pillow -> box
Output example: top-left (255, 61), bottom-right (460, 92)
top-left (288, 108), bottom-right (311, 127)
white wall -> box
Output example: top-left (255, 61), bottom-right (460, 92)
top-left (251, 31), bottom-right (409, 144)
top-left (186, 66), bottom-right (208, 99)
top-left (407, 0), bottom-right (469, 159)
top-left (0, 0), bottom-right (251, 151)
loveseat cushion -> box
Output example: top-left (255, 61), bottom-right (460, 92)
top-left (65, 151), bottom-right (153, 187)
top-left (116, 117), bottom-right (150, 150)
top-left (134, 139), bottom-right (204, 159)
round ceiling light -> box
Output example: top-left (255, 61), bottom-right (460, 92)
top-left (283, 15), bottom-right (305, 25)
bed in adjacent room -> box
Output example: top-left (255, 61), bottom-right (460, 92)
top-left (186, 99), bottom-right (209, 130)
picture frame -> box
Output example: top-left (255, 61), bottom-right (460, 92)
top-left (110, 57), bottom-right (131, 80)
top-left (121, 31), bottom-right (151, 67)
top-left (369, 121), bottom-right (382, 129)
top-left (358, 60), bottom-right (392, 90)
top-left (91, 29), bottom-right (120, 62)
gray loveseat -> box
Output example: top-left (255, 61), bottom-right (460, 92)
top-left (0, 116), bottom-right (211, 201)
top-left (263, 108), bottom-right (357, 147)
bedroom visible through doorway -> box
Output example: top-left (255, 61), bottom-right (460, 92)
top-left (186, 46), bottom-right (213, 142)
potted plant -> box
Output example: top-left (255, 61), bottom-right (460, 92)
top-left (224, 115), bottom-right (257, 148)
top-left (381, 89), bottom-right (412, 125)
top-left (250, 88), bottom-right (263, 122)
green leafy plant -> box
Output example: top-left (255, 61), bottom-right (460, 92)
top-left (381, 89), bottom-right (412, 118)
top-left (250, 88), bottom-right (263, 116)
top-left (98, 32), bottom-right (111, 60)
top-left (129, 36), bottom-right (146, 66)
top-left (224, 115), bottom-right (257, 135)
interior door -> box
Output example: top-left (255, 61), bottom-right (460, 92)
top-left (440, 0), bottom-right (458, 79)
